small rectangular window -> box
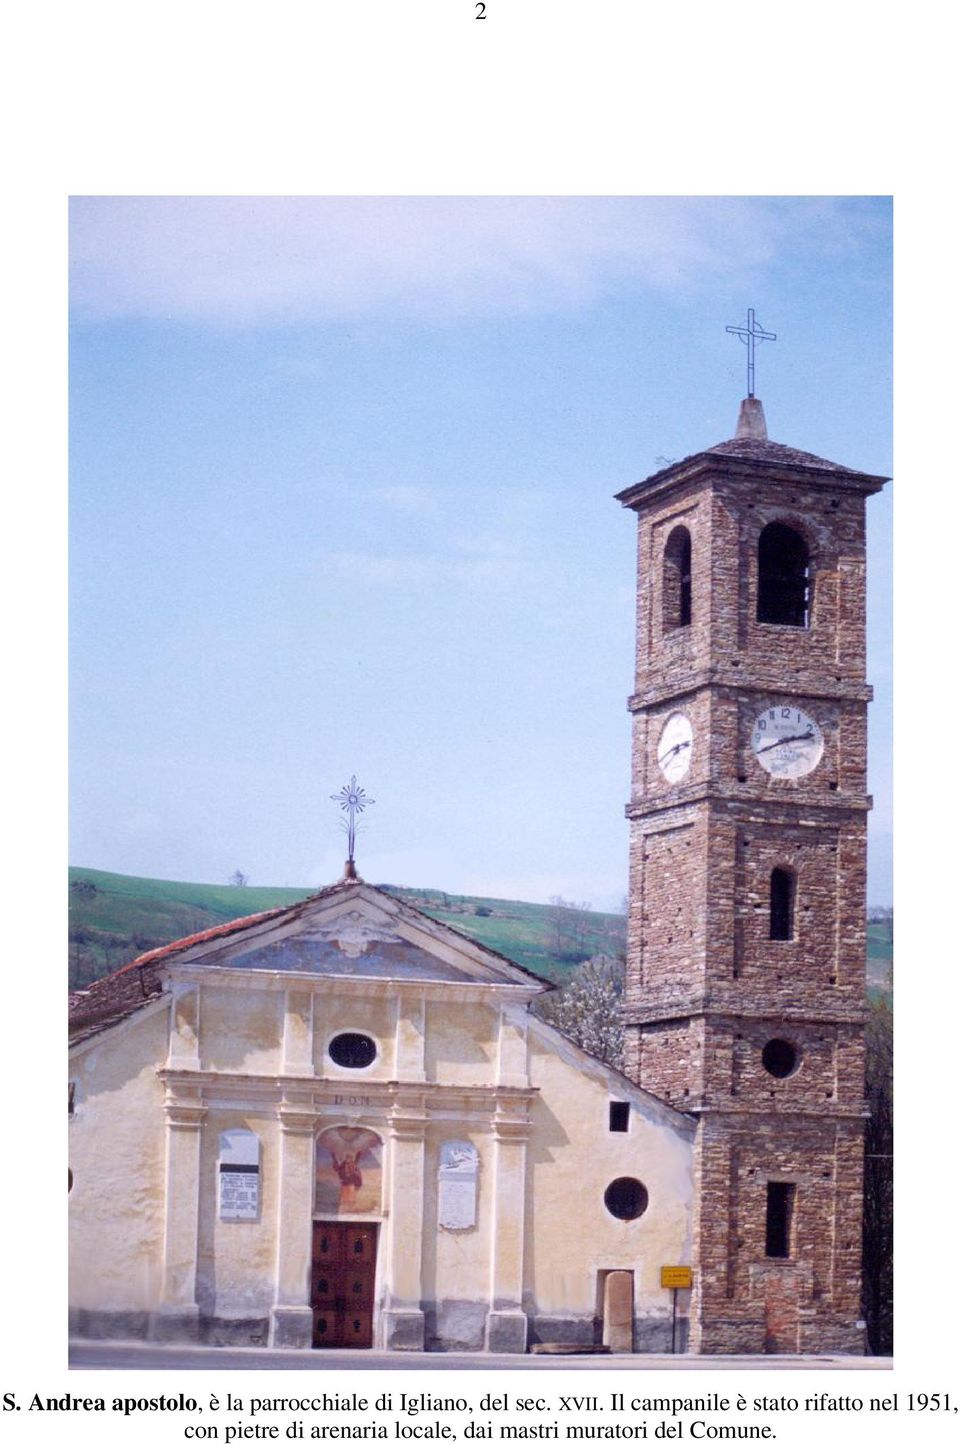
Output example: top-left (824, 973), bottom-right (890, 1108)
top-left (609, 1101), bottom-right (630, 1133)
top-left (765, 1181), bottom-right (796, 1258)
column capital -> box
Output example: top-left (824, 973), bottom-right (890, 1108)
top-left (278, 1087), bottom-right (317, 1135)
top-left (491, 1116), bottom-right (531, 1143)
top-left (390, 1113), bottom-right (428, 1142)
top-left (163, 1083), bottom-right (205, 1129)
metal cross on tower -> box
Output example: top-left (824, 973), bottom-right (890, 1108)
top-left (725, 308), bottom-right (776, 398)
top-left (331, 775), bottom-right (374, 865)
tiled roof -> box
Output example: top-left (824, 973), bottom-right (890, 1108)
top-left (68, 892), bottom-right (332, 1044)
top-left (127, 905), bottom-right (292, 969)
top-left (616, 435), bottom-right (888, 501)
top-left (705, 436), bottom-right (874, 473)
top-left (68, 877), bottom-right (551, 1047)
top-left (69, 958), bottom-right (166, 1045)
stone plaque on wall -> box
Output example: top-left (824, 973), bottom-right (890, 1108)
top-left (438, 1140), bottom-right (478, 1230)
top-left (219, 1128), bottom-right (260, 1222)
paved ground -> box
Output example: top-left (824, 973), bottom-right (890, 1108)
top-left (70, 1340), bottom-right (892, 1371)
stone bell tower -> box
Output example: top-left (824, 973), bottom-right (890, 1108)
top-left (616, 394), bottom-right (887, 1354)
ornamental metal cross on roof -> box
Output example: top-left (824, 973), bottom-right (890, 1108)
top-left (331, 775), bottom-right (374, 864)
top-left (725, 308), bottom-right (776, 398)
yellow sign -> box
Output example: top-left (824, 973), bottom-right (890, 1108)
top-left (660, 1266), bottom-right (693, 1290)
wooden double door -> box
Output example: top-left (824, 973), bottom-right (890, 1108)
top-left (311, 1221), bottom-right (378, 1347)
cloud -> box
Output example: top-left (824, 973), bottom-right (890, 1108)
top-left (69, 196), bottom-right (881, 327)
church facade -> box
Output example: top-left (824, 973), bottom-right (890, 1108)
top-left (68, 880), bottom-right (695, 1353)
top-left (68, 396), bottom-right (886, 1356)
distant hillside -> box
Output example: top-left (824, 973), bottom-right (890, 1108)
top-left (68, 866), bottom-right (893, 994)
top-left (67, 868), bottom-right (627, 992)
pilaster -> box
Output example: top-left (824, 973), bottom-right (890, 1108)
top-left (496, 1005), bottom-right (529, 1088)
top-left (281, 988), bottom-right (314, 1076)
top-left (268, 1092), bottom-right (316, 1348)
top-left (150, 1084), bottom-right (204, 1341)
top-left (382, 1105), bottom-right (427, 1349)
top-left (395, 994), bottom-right (426, 1082)
top-left (166, 981), bottom-right (200, 1068)
top-left (485, 1105), bottom-right (530, 1353)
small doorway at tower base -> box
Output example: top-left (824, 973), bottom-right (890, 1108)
top-left (311, 1221), bottom-right (378, 1347)
top-left (599, 1269), bottom-right (634, 1352)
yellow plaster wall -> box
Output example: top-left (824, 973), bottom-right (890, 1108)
top-left (424, 998), bottom-right (497, 1084)
top-left (200, 986), bottom-right (282, 1073)
top-left (69, 972), bottom-right (695, 1337)
top-left (69, 1008), bottom-right (168, 1312)
top-left (196, 1113), bottom-right (279, 1320)
top-left (527, 1031), bottom-right (694, 1318)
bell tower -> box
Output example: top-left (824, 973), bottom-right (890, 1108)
top-left (616, 395), bottom-right (888, 1354)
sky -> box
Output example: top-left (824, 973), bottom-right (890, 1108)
top-left (69, 196), bottom-right (892, 908)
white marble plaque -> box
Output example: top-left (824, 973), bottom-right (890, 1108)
top-left (438, 1140), bottom-right (478, 1230)
top-left (219, 1128), bottom-right (260, 1222)
top-left (219, 1169), bottom-right (260, 1221)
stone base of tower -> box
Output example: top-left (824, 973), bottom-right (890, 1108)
top-left (689, 1307), bottom-right (866, 1357)
top-left (684, 1113), bottom-right (867, 1356)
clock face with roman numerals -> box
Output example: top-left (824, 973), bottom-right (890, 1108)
top-left (751, 704), bottom-right (824, 779)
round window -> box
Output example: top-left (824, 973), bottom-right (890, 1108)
top-left (328, 1032), bottom-right (377, 1069)
top-left (762, 1038), bottom-right (798, 1078)
top-left (603, 1176), bottom-right (649, 1220)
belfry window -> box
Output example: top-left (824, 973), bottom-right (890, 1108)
top-left (765, 1182), bottom-right (796, 1258)
top-left (757, 522), bottom-right (810, 627)
top-left (663, 526), bottom-right (692, 630)
top-left (769, 868), bottom-right (795, 940)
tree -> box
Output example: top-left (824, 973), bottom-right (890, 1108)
top-left (229, 870), bottom-right (249, 888)
top-left (548, 896), bottom-right (594, 962)
top-left (536, 955), bottom-right (624, 1068)
top-left (862, 990), bottom-right (893, 1354)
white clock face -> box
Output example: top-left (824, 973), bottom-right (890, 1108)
top-left (657, 713), bottom-right (693, 783)
top-left (751, 705), bottom-right (824, 778)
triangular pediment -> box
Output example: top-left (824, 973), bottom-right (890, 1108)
top-left (163, 881), bottom-right (550, 993)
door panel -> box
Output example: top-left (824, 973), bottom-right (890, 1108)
top-left (311, 1221), bottom-right (377, 1347)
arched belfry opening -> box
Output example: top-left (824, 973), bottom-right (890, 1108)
top-left (663, 525), bottom-right (692, 630)
top-left (757, 522), bottom-right (810, 627)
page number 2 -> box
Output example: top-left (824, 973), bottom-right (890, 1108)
top-left (475, 2), bottom-right (486, 16)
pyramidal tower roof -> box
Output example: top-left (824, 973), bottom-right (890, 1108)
top-left (615, 398), bottom-right (889, 508)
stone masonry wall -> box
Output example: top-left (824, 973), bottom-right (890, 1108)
top-left (621, 449), bottom-right (880, 1355)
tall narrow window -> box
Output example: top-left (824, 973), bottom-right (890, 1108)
top-left (609, 1101), bottom-right (630, 1132)
top-left (663, 526), bottom-right (692, 630)
top-left (769, 868), bottom-right (795, 940)
top-left (765, 1182), bottom-right (796, 1258)
top-left (757, 522), bottom-right (810, 626)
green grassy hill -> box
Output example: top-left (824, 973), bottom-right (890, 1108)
top-left (67, 868), bottom-right (626, 991)
top-left (68, 866), bottom-right (893, 994)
